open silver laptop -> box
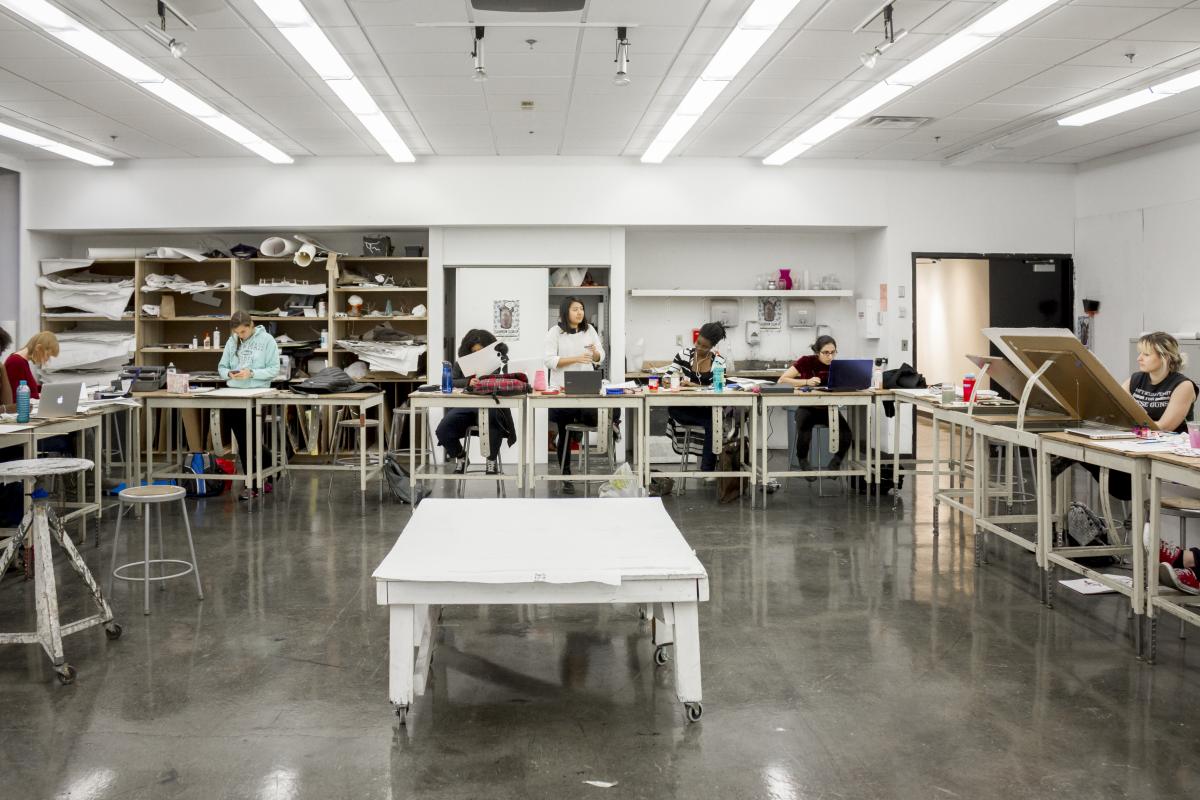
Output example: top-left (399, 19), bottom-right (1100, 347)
top-left (34, 382), bottom-right (83, 419)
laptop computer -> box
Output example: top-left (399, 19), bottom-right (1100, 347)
top-left (563, 370), bottom-right (603, 395)
top-left (821, 359), bottom-right (873, 391)
top-left (35, 382), bottom-right (83, 419)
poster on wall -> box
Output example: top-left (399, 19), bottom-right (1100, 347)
top-left (758, 297), bottom-right (782, 331)
top-left (493, 300), bottom-right (520, 339)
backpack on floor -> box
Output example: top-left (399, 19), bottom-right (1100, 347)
top-left (183, 452), bottom-right (228, 498)
top-left (1065, 501), bottom-right (1120, 566)
top-left (383, 453), bottom-right (429, 506)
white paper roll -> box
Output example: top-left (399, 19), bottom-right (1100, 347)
top-left (261, 237), bottom-right (298, 257)
top-left (294, 243), bottom-right (317, 267)
top-left (86, 248), bottom-right (153, 259)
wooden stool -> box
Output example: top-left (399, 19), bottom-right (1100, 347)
top-left (109, 485), bottom-right (203, 616)
top-left (0, 458), bottom-right (121, 684)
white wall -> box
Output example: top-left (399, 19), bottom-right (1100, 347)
top-left (0, 170), bottom-right (17, 329)
top-left (1075, 137), bottom-right (1200, 375)
top-left (626, 229), bottom-right (865, 365)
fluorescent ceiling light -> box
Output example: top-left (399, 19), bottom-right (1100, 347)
top-left (1057, 65), bottom-right (1200, 127)
top-left (0, 0), bottom-right (291, 164)
top-left (764, 0), bottom-right (1063, 165)
top-left (642, 0), bottom-right (802, 163)
top-left (0, 120), bottom-right (112, 166)
top-left (253, 0), bottom-right (414, 163)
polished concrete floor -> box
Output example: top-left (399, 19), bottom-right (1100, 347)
top-left (3, 459), bottom-right (1200, 800)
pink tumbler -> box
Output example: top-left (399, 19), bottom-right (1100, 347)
top-left (534, 369), bottom-right (547, 391)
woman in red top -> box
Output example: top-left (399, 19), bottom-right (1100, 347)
top-left (776, 335), bottom-right (853, 477)
top-left (4, 331), bottom-right (59, 400)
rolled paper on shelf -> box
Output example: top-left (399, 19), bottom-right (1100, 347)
top-left (294, 242), bottom-right (317, 267)
top-left (260, 237), bottom-right (298, 257)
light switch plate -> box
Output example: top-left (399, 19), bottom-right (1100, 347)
top-left (901, 339), bottom-right (909, 351)
top-left (899, 306), bottom-right (907, 319)
top-left (898, 286), bottom-right (906, 299)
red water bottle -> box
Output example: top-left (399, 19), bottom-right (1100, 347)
top-left (962, 373), bottom-right (976, 402)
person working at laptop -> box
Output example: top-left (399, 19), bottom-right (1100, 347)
top-left (217, 311), bottom-right (280, 500)
top-left (776, 335), bottom-right (853, 476)
top-left (4, 331), bottom-right (59, 400)
top-left (544, 297), bottom-right (606, 494)
top-left (1049, 332), bottom-right (1200, 594)
top-left (0, 327), bottom-right (21, 527)
top-left (437, 329), bottom-right (516, 476)
top-left (664, 322), bottom-right (730, 474)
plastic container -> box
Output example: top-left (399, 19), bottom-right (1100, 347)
top-left (213, 329), bottom-right (221, 349)
top-left (713, 361), bottom-right (726, 393)
top-left (441, 362), bottom-right (453, 394)
top-left (167, 362), bottom-right (176, 377)
top-left (962, 373), bottom-right (976, 403)
top-left (16, 380), bottom-right (30, 424)
top-left (1188, 421), bottom-right (1200, 449)
top-left (648, 375), bottom-right (659, 392)
top-left (534, 369), bottom-right (547, 391)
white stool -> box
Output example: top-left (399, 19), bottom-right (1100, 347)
top-left (108, 485), bottom-right (203, 616)
top-left (0, 458), bottom-right (121, 684)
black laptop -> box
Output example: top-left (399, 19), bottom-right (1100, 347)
top-left (563, 370), bottom-right (603, 395)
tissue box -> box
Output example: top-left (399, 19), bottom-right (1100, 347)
top-left (167, 373), bottom-right (190, 394)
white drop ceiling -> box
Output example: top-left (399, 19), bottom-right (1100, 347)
top-left (0, 0), bottom-right (1199, 165)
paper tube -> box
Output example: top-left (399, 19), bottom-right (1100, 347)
top-left (261, 237), bottom-right (298, 257)
top-left (294, 242), bottom-right (317, 267)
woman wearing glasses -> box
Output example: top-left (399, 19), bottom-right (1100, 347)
top-left (776, 335), bottom-right (853, 475)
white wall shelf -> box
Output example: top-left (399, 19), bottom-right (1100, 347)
top-left (629, 289), bottom-right (852, 298)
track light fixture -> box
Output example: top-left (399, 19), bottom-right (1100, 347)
top-left (143, 0), bottom-right (194, 58)
top-left (858, 3), bottom-right (906, 69)
top-left (471, 26), bottom-right (487, 83)
top-left (613, 26), bottom-right (631, 86)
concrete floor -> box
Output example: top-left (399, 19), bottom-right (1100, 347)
top-left (2, 462), bottom-right (1200, 800)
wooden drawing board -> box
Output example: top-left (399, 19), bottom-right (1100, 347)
top-left (982, 327), bottom-right (1154, 429)
top-left (966, 354), bottom-right (1064, 414)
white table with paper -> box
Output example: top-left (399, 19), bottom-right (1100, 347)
top-left (372, 498), bottom-right (709, 725)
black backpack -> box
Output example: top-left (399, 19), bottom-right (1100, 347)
top-left (382, 454), bottom-right (429, 506)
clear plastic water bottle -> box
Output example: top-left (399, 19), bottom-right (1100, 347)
top-left (712, 361), bottom-right (726, 393)
top-left (16, 380), bottom-right (30, 423)
top-left (441, 361), bottom-right (453, 394)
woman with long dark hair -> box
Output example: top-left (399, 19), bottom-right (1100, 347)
top-left (436, 329), bottom-right (516, 475)
top-left (543, 296), bottom-right (605, 493)
top-left (665, 321), bottom-right (729, 473)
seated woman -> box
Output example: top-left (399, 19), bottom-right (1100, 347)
top-left (4, 331), bottom-right (73, 458)
top-left (0, 326), bottom-right (21, 527)
top-left (436, 329), bottom-right (517, 475)
top-left (544, 297), bottom-right (605, 494)
top-left (664, 322), bottom-right (729, 473)
top-left (776, 335), bottom-right (852, 476)
top-left (217, 311), bottom-right (280, 500)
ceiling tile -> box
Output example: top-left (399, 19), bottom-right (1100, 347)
top-left (1020, 5), bottom-right (1169, 40)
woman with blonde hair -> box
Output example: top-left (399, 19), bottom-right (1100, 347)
top-left (4, 331), bottom-right (59, 399)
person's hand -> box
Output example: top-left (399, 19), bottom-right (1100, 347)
top-left (808, 377), bottom-right (821, 386)
top-left (681, 377), bottom-right (692, 386)
top-left (232, 369), bottom-right (251, 379)
top-left (468, 377), bottom-right (479, 388)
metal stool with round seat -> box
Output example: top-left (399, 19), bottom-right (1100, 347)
top-left (1161, 495), bottom-right (1200, 638)
top-left (331, 414), bottom-right (382, 468)
top-left (666, 419), bottom-right (708, 496)
top-left (108, 484), bottom-right (203, 616)
top-left (0, 458), bottom-right (121, 684)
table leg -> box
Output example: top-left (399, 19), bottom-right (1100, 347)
top-left (761, 403), bottom-right (769, 507)
top-left (973, 430), bottom-right (984, 567)
top-left (145, 403), bottom-right (153, 490)
top-left (32, 508), bottom-right (66, 666)
top-left (389, 603), bottom-right (417, 721)
top-left (250, 404), bottom-right (260, 507)
top-left (931, 413), bottom-right (941, 532)
top-left (377, 402), bottom-right (385, 486)
top-left (1148, 474), bottom-right (1161, 663)
top-left (672, 601), bottom-right (703, 707)
top-left (359, 405), bottom-right (368, 492)
top-left (1036, 445), bottom-right (1050, 604)
top-left (1132, 467), bottom-right (1146, 659)
top-left (409, 406), bottom-right (418, 498)
top-left (892, 399), bottom-right (902, 509)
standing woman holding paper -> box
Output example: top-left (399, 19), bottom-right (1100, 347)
top-left (218, 310), bottom-right (280, 499)
top-left (544, 297), bottom-right (605, 493)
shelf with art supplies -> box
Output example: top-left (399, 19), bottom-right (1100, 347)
top-left (335, 254), bottom-right (428, 297)
top-left (329, 295), bottom-right (428, 384)
top-left (38, 258), bottom-right (138, 333)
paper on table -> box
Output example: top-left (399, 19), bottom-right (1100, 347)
top-left (455, 342), bottom-right (503, 378)
top-left (206, 387), bottom-right (275, 398)
top-left (1087, 437), bottom-right (1182, 454)
top-left (1059, 575), bottom-right (1134, 594)
top-left (0, 423), bottom-right (35, 434)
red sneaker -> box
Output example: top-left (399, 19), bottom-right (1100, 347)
top-left (263, 481), bottom-right (273, 495)
top-left (1160, 563), bottom-right (1200, 595)
top-left (1159, 540), bottom-right (1184, 566)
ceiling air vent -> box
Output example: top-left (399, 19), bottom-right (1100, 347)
top-left (859, 116), bottom-right (931, 130)
top-left (470, 0), bottom-right (586, 10)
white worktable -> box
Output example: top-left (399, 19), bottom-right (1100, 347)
top-left (373, 497), bottom-right (710, 725)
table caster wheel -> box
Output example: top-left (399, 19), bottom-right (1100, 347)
top-left (395, 704), bottom-right (409, 726)
top-left (684, 702), bottom-right (703, 723)
top-left (654, 645), bottom-right (670, 666)
top-left (55, 664), bottom-right (77, 685)
top-left (105, 623), bottom-right (122, 640)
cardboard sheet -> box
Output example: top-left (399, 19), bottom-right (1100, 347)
top-left (373, 498), bottom-right (707, 586)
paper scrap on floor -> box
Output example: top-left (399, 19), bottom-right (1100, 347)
top-left (1060, 575), bottom-right (1134, 594)
top-left (206, 388), bottom-right (275, 398)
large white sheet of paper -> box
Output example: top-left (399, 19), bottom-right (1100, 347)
top-left (373, 498), bottom-right (707, 586)
top-left (0, 423), bottom-right (35, 434)
top-left (455, 342), bottom-right (502, 378)
top-left (1086, 436), bottom-right (1183, 454)
top-left (206, 388), bottom-right (275, 398)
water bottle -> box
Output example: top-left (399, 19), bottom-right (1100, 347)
top-left (712, 361), bottom-right (726, 393)
top-left (16, 380), bottom-right (30, 423)
top-left (441, 361), bottom-right (453, 394)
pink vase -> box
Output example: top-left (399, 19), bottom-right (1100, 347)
top-left (778, 268), bottom-right (793, 290)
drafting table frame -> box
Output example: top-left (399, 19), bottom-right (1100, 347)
top-left (408, 392), bottom-right (527, 495)
top-left (642, 389), bottom-right (757, 504)
top-left (525, 393), bottom-right (645, 495)
top-left (258, 391), bottom-right (385, 491)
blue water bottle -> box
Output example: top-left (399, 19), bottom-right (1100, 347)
top-left (712, 361), bottom-right (726, 393)
top-left (441, 361), bottom-right (453, 394)
top-left (16, 380), bottom-right (30, 423)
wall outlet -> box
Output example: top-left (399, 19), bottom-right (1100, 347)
top-left (901, 339), bottom-right (909, 351)
top-left (675, 334), bottom-right (684, 347)
top-left (898, 306), bottom-right (907, 319)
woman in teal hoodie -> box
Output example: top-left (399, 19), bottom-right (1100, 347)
top-left (218, 310), bottom-right (280, 499)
